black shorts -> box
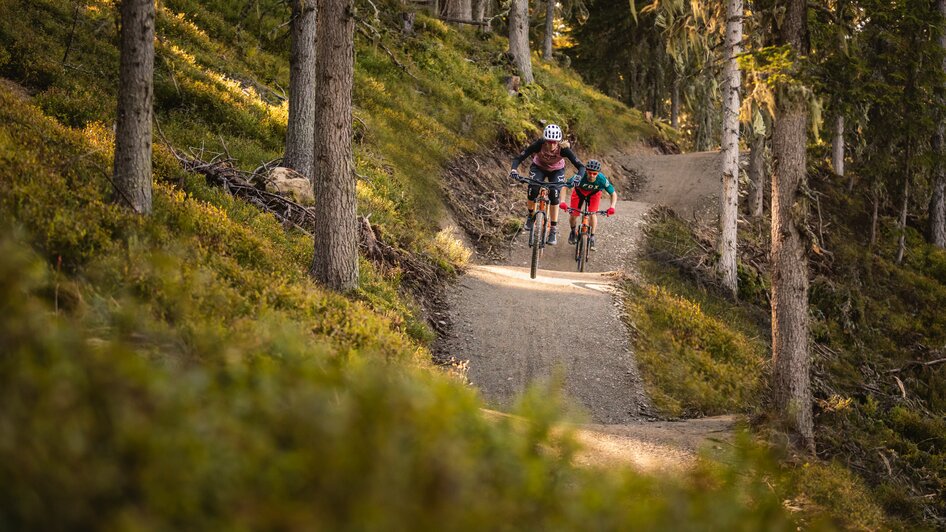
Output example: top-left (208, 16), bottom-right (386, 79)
top-left (526, 164), bottom-right (566, 205)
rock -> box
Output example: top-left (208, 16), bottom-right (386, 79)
top-left (265, 167), bottom-right (314, 205)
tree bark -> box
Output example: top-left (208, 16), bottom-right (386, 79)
top-left (543, 0), bottom-right (554, 60)
top-left (473, 0), bottom-right (485, 22)
top-left (748, 131), bottom-right (765, 218)
top-left (831, 113), bottom-right (844, 177)
top-left (283, 0), bottom-right (317, 178)
top-left (930, 130), bottom-right (946, 247)
top-left (508, 0), bottom-right (534, 84)
top-left (113, 0), bottom-right (155, 215)
top-left (717, 0), bottom-right (742, 298)
top-left (870, 189), bottom-right (880, 247)
top-left (929, 0), bottom-right (946, 248)
top-left (445, 0), bottom-right (472, 21)
top-left (771, 0), bottom-right (814, 452)
top-left (310, 0), bottom-right (358, 290)
top-left (896, 151), bottom-right (911, 265)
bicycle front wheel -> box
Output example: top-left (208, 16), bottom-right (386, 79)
top-left (531, 212), bottom-right (546, 279)
top-left (577, 233), bottom-right (589, 272)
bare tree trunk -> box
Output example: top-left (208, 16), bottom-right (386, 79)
top-left (771, 0), bottom-right (814, 452)
top-left (717, 0), bottom-right (742, 298)
top-left (896, 154), bottom-right (911, 265)
top-left (670, 73), bottom-right (680, 129)
top-left (473, 0), bottom-right (485, 22)
top-left (481, 0), bottom-right (493, 32)
top-left (283, 0), bottom-right (317, 178)
top-left (831, 113), bottom-right (844, 177)
top-left (508, 0), bottom-right (533, 84)
top-left (870, 189), bottom-right (880, 247)
top-left (930, 131), bottom-right (946, 247)
top-left (310, 0), bottom-right (358, 290)
top-left (542, 0), bottom-right (554, 60)
top-left (401, 0), bottom-right (416, 35)
top-left (113, 0), bottom-right (155, 215)
top-left (929, 0), bottom-right (946, 248)
top-left (748, 132), bottom-right (765, 217)
top-left (445, 0), bottom-right (472, 21)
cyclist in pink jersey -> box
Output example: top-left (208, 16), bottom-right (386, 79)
top-left (509, 124), bottom-right (586, 245)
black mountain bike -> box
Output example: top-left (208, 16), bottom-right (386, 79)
top-left (560, 204), bottom-right (611, 272)
top-left (513, 175), bottom-right (568, 279)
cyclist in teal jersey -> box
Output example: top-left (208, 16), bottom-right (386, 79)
top-left (565, 159), bottom-right (617, 250)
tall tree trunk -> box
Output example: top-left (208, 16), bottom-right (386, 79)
top-left (897, 149), bottom-right (912, 265)
top-left (931, 130), bottom-right (946, 247)
top-left (473, 0), bottom-right (485, 22)
top-left (717, 0), bottom-right (742, 298)
top-left (508, 0), bottom-right (534, 84)
top-left (748, 132), bottom-right (765, 218)
top-left (310, 0), bottom-right (358, 290)
top-left (771, 0), bottom-right (814, 452)
top-left (831, 113), bottom-right (844, 177)
top-left (445, 0), bottom-right (472, 21)
top-left (929, 0), bottom-right (946, 248)
top-left (113, 0), bottom-right (155, 215)
top-left (481, 0), bottom-right (493, 32)
top-left (542, 0), bottom-right (554, 60)
top-left (283, 0), bottom-right (317, 178)
top-left (670, 73), bottom-right (680, 129)
top-left (870, 189), bottom-right (880, 247)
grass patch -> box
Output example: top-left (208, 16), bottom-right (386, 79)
top-left (625, 261), bottom-right (767, 417)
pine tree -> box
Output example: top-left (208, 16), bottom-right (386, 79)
top-left (770, 0), bottom-right (814, 451)
top-left (112, 0), bottom-right (155, 214)
top-left (310, 0), bottom-right (358, 290)
top-left (509, 0), bottom-right (534, 83)
top-left (283, 0), bottom-right (317, 178)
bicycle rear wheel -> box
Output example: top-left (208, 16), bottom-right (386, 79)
top-left (577, 233), bottom-right (589, 272)
top-left (531, 212), bottom-right (546, 279)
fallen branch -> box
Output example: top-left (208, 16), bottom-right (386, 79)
top-left (886, 357), bottom-right (946, 373)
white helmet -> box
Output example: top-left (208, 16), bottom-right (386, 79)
top-left (543, 124), bottom-right (563, 141)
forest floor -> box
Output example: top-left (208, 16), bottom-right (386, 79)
top-left (441, 149), bottom-right (732, 472)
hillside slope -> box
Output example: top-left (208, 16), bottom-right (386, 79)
top-left (0, 0), bottom-right (812, 529)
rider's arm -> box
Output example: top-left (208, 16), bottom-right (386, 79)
top-left (604, 179), bottom-right (617, 210)
top-left (561, 147), bottom-right (586, 178)
top-left (511, 139), bottom-right (544, 170)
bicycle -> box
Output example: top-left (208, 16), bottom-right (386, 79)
top-left (511, 174), bottom-right (569, 279)
top-left (559, 203), bottom-right (611, 272)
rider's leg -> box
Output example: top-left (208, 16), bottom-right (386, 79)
top-left (590, 214), bottom-right (598, 234)
top-left (548, 168), bottom-right (565, 224)
top-left (527, 164), bottom-right (543, 221)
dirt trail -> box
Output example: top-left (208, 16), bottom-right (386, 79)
top-left (442, 149), bottom-right (729, 471)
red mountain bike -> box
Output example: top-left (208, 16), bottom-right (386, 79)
top-left (513, 175), bottom-right (569, 279)
top-left (560, 204), bottom-right (612, 272)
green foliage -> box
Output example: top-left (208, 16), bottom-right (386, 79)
top-left (0, 230), bottom-right (815, 530)
top-left (624, 262), bottom-right (767, 418)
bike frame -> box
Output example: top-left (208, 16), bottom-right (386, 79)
top-left (513, 175), bottom-right (568, 278)
top-left (561, 204), bottom-right (610, 272)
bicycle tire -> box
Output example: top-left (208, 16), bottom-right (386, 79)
top-left (531, 212), bottom-right (546, 278)
top-left (578, 233), bottom-right (589, 272)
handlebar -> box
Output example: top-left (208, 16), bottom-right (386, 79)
top-left (560, 205), bottom-right (612, 216)
top-left (510, 174), bottom-right (570, 189)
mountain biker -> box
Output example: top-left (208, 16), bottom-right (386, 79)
top-left (509, 124), bottom-right (587, 245)
top-left (563, 159), bottom-right (616, 251)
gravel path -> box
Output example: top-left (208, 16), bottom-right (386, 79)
top-left (442, 149), bottom-right (735, 471)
